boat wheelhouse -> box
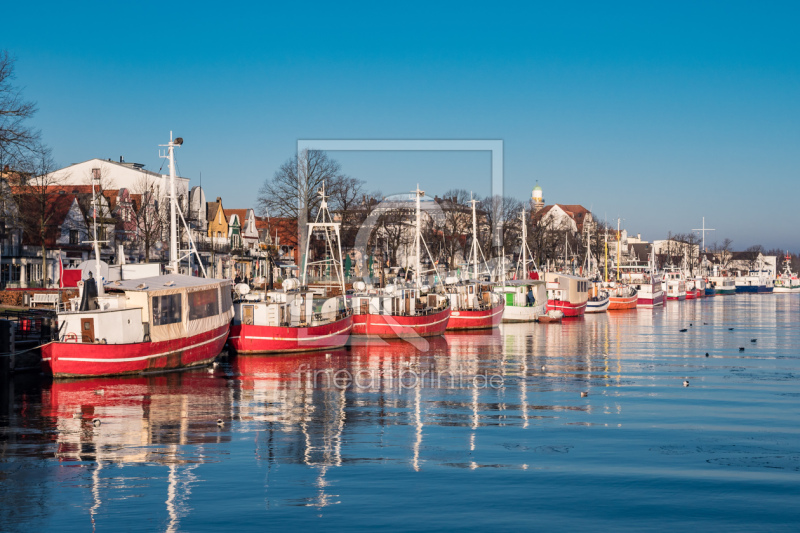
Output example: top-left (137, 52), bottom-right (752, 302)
top-left (708, 273), bottom-right (736, 294)
top-left (42, 275), bottom-right (234, 377)
top-left (773, 254), bottom-right (800, 293)
top-left (545, 273), bottom-right (588, 317)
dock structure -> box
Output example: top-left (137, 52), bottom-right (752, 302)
top-left (0, 308), bottom-right (56, 376)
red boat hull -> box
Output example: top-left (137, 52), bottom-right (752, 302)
top-left (227, 316), bottom-right (353, 354)
top-left (685, 289), bottom-right (698, 300)
top-left (352, 307), bottom-right (451, 338)
top-left (446, 302), bottom-right (504, 330)
top-left (546, 299), bottom-right (586, 317)
top-left (41, 323), bottom-right (230, 378)
top-left (608, 295), bottom-right (638, 310)
top-left (637, 293), bottom-right (665, 308)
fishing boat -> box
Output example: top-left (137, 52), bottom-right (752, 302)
top-left (444, 194), bottom-right (505, 330)
top-left (773, 253), bottom-right (800, 293)
top-left (619, 252), bottom-right (664, 308)
top-left (703, 278), bottom-right (716, 297)
top-left (685, 277), bottom-right (699, 300)
top-left (227, 185), bottom-right (353, 353)
top-left (493, 207), bottom-right (548, 322)
top-left (708, 271), bottom-right (736, 294)
top-left (350, 186), bottom-right (451, 338)
top-left (586, 283), bottom-right (610, 313)
top-left (694, 277), bottom-right (707, 298)
top-left (445, 280), bottom-right (505, 329)
top-left (663, 269), bottom-right (686, 301)
top-left (494, 280), bottom-right (549, 322)
top-left (735, 256), bottom-right (774, 294)
top-left (545, 272), bottom-right (588, 317)
top-left (606, 283), bottom-right (638, 310)
top-left (42, 134), bottom-right (234, 378)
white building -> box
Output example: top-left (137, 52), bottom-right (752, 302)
top-left (42, 158), bottom-right (190, 214)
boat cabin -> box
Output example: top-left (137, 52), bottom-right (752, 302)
top-left (544, 273), bottom-right (589, 305)
top-left (233, 288), bottom-right (348, 328)
top-left (58, 274), bottom-right (234, 344)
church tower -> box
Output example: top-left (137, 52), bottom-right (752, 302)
top-left (531, 181), bottom-right (544, 213)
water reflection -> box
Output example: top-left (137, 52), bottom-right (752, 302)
top-left (2, 294), bottom-right (800, 530)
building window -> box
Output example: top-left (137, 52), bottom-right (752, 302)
top-left (69, 230), bottom-right (80, 245)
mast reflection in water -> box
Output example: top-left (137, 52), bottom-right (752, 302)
top-left (2, 295), bottom-right (800, 531)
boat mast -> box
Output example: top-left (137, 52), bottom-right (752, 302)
top-left (616, 218), bottom-right (621, 282)
top-left (413, 184), bottom-right (423, 289)
top-left (521, 208), bottom-right (527, 279)
top-left (158, 132), bottom-right (182, 274)
top-left (604, 226), bottom-right (608, 283)
top-left (91, 174), bottom-right (104, 296)
top-left (470, 192), bottom-right (479, 280)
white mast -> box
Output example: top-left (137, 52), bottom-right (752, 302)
top-left (413, 185), bottom-right (424, 288)
top-left (159, 132), bottom-right (182, 274)
top-left (521, 208), bottom-right (527, 279)
top-left (91, 174), bottom-right (104, 296)
top-left (470, 193), bottom-right (479, 280)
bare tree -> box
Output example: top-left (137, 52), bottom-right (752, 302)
top-left (258, 149), bottom-right (347, 267)
top-left (436, 189), bottom-right (472, 271)
top-left (745, 244), bottom-right (765, 270)
top-left (327, 176), bottom-right (369, 248)
top-left (133, 175), bottom-right (167, 262)
top-left (11, 144), bottom-right (63, 286)
top-left (0, 51), bottom-right (39, 163)
top-left (710, 238), bottom-right (734, 269)
top-left (478, 195), bottom-right (524, 258)
top-left (375, 206), bottom-right (414, 267)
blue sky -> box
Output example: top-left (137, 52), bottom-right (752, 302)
top-left (5, 1), bottom-right (799, 250)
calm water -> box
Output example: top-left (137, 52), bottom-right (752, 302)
top-left (2, 295), bottom-right (800, 531)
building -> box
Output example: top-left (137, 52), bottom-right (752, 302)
top-left (531, 204), bottom-right (594, 234)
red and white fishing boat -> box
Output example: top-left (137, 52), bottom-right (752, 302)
top-left (351, 186), bottom-right (451, 338)
top-left (228, 280), bottom-right (352, 353)
top-left (228, 184), bottom-right (352, 353)
top-left (445, 194), bottom-right (504, 330)
top-left (445, 281), bottom-right (504, 330)
top-left (42, 134), bottom-right (234, 378)
top-left (545, 272), bottom-right (588, 317)
top-left (606, 283), bottom-right (638, 310)
top-left (624, 273), bottom-right (664, 307)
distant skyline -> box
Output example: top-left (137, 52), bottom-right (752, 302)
top-left (5, 1), bottom-right (798, 250)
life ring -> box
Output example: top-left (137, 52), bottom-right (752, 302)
top-left (64, 332), bottom-right (78, 343)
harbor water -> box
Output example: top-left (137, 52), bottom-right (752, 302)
top-left (2, 294), bottom-right (799, 531)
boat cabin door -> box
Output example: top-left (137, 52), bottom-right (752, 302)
top-left (242, 305), bottom-right (254, 325)
top-left (81, 317), bottom-right (95, 343)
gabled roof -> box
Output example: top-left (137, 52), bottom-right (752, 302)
top-left (16, 193), bottom-right (81, 247)
top-left (226, 208), bottom-right (252, 225)
top-left (531, 204), bottom-right (592, 232)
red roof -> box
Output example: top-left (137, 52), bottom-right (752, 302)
top-left (16, 193), bottom-right (79, 247)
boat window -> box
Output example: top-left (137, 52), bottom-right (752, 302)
top-left (189, 288), bottom-right (220, 320)
top-left (153, 294), bottom-right (182, 326)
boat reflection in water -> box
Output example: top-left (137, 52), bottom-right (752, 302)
top-left (40, 371), bottom-right (232, 532)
